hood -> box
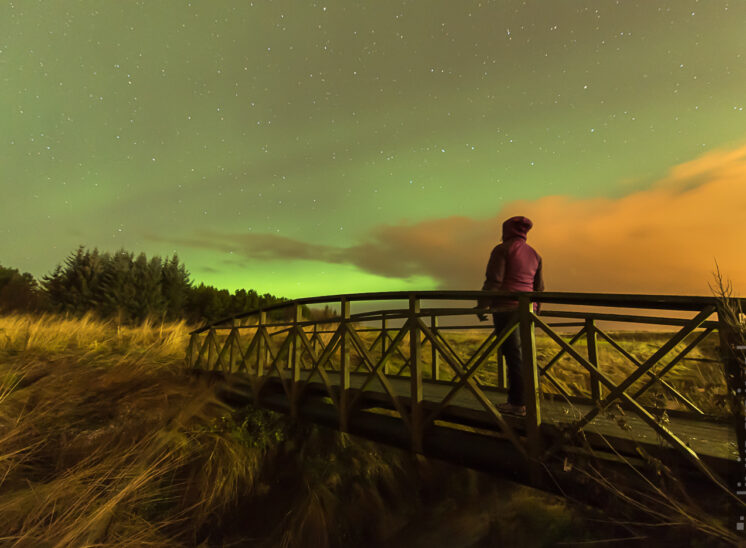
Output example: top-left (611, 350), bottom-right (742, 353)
top-left (502, 216), bottom-right (533, 241)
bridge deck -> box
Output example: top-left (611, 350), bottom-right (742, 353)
top-left (255, 370), bottom-right (737, 463)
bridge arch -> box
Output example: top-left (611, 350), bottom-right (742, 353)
top-left (187, 290), bottom-right (742, 492)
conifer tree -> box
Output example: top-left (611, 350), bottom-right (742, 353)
top-left (99, 249), bottom-right (137, 323)
top-left (130, 253), bottom-right (166, 322)
top-left (161, 254), bottom-right (191, 321)
top-left (41, 246), bottom-right (109, 315)
top-left (0, 265), bottom-right (46, 312)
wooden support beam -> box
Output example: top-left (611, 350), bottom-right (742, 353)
top-left (291, 303), bottom-right (302, 418)
top-left (193, 333), bottom-right (211, 370)
top-left (295, 324), bottom-right (340, 409)
top-left (229, 325), bottom-right (237, 372)
top-left (381, 313), bottom-right (388, 375)
top-left (586, 318), bottom-right (601, 403)
top-left (185, 334), bottom-right (196, 368)
top-left (595, 327), bottom-right (704, 414)
top-left (631, 327), bottom-right (713, 403)
top-left (340, 298), bottom-right (351, 432)
top-left (410, 296), bottom-right (423, 453)
top-left (519, 296), bottom-right (543, 485)
top-left (257, 311), bottom-right (266, 378)
top-left (207, 329), bottom-right (215, 370)
top-left (347, 323), bottom-right (412, 430)
top-left (538, 327), bottom-right (586, 376)
top-left (431, 315), bottom-right (440, 381)
top-left (416, 317), bottom-right (528, 457)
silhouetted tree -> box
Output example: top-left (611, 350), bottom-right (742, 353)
top-left (161, 254), bottom-right (191, 321)
top-left (0, 265), bottom-right (46, 313)
top-left (41, 246), bottom-right (108, 315)
top-left (99, 250), bottom-right (137, 323)
top-left (8, 246), bottom-right (292, 325)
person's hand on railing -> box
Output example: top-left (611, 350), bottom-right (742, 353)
top-left (473, 305), bottom-right (488, 322)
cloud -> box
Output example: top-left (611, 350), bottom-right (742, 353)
top-left (164, 143), bottom-right (746, 295)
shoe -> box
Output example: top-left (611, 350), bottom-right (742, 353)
top-left (497, 402), bottom-right (526, 417)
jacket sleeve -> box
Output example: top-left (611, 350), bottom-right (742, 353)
top-left (478, 246), bottom-right (505, 308)
top-left (533, 256), bottom-right (545, 292)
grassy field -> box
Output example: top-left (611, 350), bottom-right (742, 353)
top-left (0, 312), bottom-right (738, 546)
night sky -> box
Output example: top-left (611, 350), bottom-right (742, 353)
top-left (2, 1), bottom-right (745, 298)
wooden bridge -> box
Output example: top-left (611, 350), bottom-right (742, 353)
top-left (186, 291), bottom-right (744, 507)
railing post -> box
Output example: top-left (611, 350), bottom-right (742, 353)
top-left (519, 295), bottom-right (542, 485)
top-left (410, 295), bottom-right (423, 453)
top-left (431, 315), bottom-right (440, 381)
top-left (186, 334), bottom-right (195, 368)
top-left (257, 310), bottom-right (266, 378)
top-left (207, 329), bottom-right (215, 370)
top-left (381, 313), bottom-right (388, 375)
top-left (339, 298), bottom-right (351, 432)
top-left (229, 318), bottom-right (238, 373)
top-left (586, 318), bottom-right (601, 403)
top-left (716, 302), bottom-right (746, 470)
top-left (291, 303), bottom-right (302, 418)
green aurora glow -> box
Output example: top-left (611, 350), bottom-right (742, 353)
top-left (1, 1), bottom-right (745, 297)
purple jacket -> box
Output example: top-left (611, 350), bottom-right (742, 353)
top-left (479, 216), bottom-right (544, 310)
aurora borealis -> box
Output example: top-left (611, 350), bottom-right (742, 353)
top-left (2, 1), bottom-right (745, 298)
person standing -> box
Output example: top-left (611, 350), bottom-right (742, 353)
top-left (477, 216), bottom-right (544, 416)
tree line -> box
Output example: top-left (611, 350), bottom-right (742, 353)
top-left (0, 246), bottom-right (300, 325)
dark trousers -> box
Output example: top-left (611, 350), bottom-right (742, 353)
top-left (492, 311), bottom-right (524, 406)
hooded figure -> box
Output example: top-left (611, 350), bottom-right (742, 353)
top-left (477, 215), bottom-right (544, 416)
top-left (479, 215), bottom-right (544, 309)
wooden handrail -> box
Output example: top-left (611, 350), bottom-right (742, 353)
top-left (190, 291), bottom-right (739, 334)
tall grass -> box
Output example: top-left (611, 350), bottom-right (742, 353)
top-left (0, 313), bottom-right (428, 546)
top-left (0, 312), bottom-right (273, 545)
top-left (0, 311), bottom-right (735, 546)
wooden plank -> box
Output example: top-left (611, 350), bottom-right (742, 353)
top-left (539, 309), bottom-right (720, 328)
top-left (586, 319), bottom-right (601, 403)
top-left (289, 371), bottom-right (736, 461)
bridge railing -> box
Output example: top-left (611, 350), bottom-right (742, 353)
top-left (186, 291), bottom-right (743, 485)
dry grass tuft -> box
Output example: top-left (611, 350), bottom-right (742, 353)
top-left (0, 312), bottom-right (272, 546)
